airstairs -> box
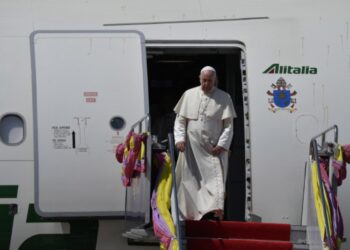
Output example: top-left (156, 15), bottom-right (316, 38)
top-left (122, 123), bottom-right (346, 250)
top-left (124, 220), bottom-right (309, 249)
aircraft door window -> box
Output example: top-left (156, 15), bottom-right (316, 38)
top-left (110, 116), bottom-right (126, 130)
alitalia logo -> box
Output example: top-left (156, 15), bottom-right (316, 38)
top-left (263, 63), bottom-right (317, 74)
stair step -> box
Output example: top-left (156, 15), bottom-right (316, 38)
top-left (186, 238), bottom-right (293, 250)
top-left (293, 243), bottom-right (309, 250)
top-left (291, 225), bottom-right (307, 244)
top-left (122, 223), bottom-right (160, 246)
top-left (291, 226), bottom-right (309, 249)
top-left (185, 220), bottom-right (291, 242)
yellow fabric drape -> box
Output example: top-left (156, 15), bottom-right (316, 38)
top-left (157, 153), bottom-right (179, 250)
top-left (311, 161), bottom-right (332, 250)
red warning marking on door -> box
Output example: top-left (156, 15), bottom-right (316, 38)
top-left (83, 91), bottom-right (98, 103)
top-left (84, 91), bottom-right (98, 97)
top-left (85, 98), bottom-right (96, 103)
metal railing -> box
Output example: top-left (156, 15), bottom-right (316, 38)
top-left (129, 114), bottom-right (150, 133)
top-left (168, 133), bottom-right (184, 250)
top-left (309, 125), bottom-right (338, 250)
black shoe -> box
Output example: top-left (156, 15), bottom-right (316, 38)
top-left (200, 212), bottom-right (219, 221)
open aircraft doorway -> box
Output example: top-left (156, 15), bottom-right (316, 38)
top-left (146, 44), bottom-right (249, 221)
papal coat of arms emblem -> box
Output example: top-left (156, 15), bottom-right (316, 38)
top-left (267, 77), bottom-right (297, 113)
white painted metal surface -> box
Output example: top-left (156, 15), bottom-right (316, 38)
top-left (31, 31), bottom-right (149, 216)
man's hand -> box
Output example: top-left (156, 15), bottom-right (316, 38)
top-left (176, 141), bottom-right (186, 152)
top-left (211, 145), bottom-right (225, 156)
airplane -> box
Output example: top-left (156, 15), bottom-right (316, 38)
top-left (0, 0), bottom-right (349, 249)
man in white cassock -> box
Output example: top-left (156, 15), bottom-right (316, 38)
top-left (174, 66), bottom-right (236, 221)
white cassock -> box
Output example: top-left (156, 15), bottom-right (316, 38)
top-left (173, 86), bottom-right (236, 220)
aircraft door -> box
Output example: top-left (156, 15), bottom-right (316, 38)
top-left (30, 31), bottom-right (149, 217)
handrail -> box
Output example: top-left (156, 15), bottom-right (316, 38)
top-left (168, 133), bottom-right (183, 250)
top-left (309, 125), bottom-right (338, 250)
top-left (310, 125), bottom-right (338, 148)
top-left (129, 114), bottom-right (150, 133)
